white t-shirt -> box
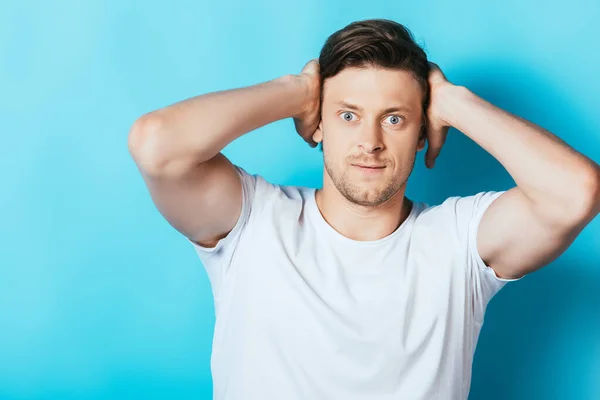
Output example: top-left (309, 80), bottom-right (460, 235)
top-left (189, 166), bottom-right (522, 400)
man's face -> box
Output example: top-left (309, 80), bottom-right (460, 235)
top-left (314, 66), bottom-right (426, 207)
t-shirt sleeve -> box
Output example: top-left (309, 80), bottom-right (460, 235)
top-left (454, 191), bottom-right (524, 321)
top-left (187, 165), bottom-right (257, 298)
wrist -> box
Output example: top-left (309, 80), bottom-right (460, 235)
top-left (277, 73), bottom-right (314, 119)
top-left (436, 84), bottom-right (471, 127)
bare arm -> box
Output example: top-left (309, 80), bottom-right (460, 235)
top-left (427, 67), bottom-right (600, 279)
top-left (127, 72), bottom-right (317, 247)
top-left (449, 86), bottom-right (600, 278)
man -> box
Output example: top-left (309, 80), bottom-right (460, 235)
top-left (128, 19), bottom-right (600, 400)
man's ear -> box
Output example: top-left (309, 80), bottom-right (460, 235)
top-left (312, 120), bottom-right (323, 144)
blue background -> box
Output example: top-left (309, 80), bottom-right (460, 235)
top-left (1, 1), bottom-right (599, 399)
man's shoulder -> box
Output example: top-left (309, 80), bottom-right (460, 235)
top-left (236, 166), bottom-right (314, 212)
top-left (418, 191), bottom-right (505, 214)
top-left (413, 190), bottom-right (506, 234)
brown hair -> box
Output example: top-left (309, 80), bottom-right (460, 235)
top-left (318, 19), bottom-right (430, 150)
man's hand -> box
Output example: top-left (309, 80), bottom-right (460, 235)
top-left (293, 59), bottom-right (322, 148)
top-left (425, 62), bottom-right (454, 168)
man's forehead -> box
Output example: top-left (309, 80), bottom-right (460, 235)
top-left (323, 67), bottom-right (422, 107)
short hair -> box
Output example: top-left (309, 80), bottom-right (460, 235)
top-left (317, 19), bottom-right (430, 151)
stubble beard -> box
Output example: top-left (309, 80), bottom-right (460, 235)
top-left (323, 154), bottom-right (415, 207)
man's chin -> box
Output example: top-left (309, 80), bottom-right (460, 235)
top-left (343, 187), bottom-right (389, 207)
top-left (345, 180), bottom-right (406, 207)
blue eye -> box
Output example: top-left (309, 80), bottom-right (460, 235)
top-left (385, 115), bottom-right (404, 125)
top-left (339, 112), bottom-right (405, 125)
top-left (340, 111), bottom-right (356, 122)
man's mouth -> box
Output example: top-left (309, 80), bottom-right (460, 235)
top-left (352, 164), bottom-right (386, 169)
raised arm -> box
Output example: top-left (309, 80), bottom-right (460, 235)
top-left (425, 62), bottom-right (600, 279)
top-left (127, 61), bottom-right (322, 247)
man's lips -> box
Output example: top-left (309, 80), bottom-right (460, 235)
top-left (352, 164), bottom-right (386, 169)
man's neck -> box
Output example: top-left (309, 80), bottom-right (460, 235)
top-left (314, 178), bottom-right (412, 242)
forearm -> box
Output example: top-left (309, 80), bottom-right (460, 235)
top-left (440, 85), bottom-right (600, 217)
top-left (129, 74), bottom-right (309, 174)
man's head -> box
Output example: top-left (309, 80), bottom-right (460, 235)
top-left (313, 19), bottom-right (430, 207)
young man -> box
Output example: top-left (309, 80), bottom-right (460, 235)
top-left (128, 19), bottom-right (600, 400)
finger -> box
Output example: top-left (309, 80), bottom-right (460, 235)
top-left (301, 59), bottom-right (320, 77)
top-left (425, 123), bottom-right (440, 163)
top-left (427, 61), bottom-right (447, 84)
top-left (425, 125), bottom-right (448, 168)
top-left (307, 139), bottom-right (318, 148)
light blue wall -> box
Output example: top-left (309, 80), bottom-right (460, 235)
top-left (1, 1), bottom-right (599, 399)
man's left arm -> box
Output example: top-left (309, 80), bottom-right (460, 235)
top-left (427, 65), bottom-right (600, 280)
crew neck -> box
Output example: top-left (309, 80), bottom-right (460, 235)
top-left (306, 188), bottom-right (420, 247)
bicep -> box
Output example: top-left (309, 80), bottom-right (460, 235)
top-left (477, 187), bottom-right (584, 279)
top-left (139, 152), bottom-right (243, 247)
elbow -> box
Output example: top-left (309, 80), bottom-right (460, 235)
top-left (588, 164), bottom-right (600, 215)
top-left (128, 113), bottom-right (170, 177)
top-left (571, 164), bottom-right (600, 221)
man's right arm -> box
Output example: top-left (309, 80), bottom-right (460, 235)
top-left (127, 73), bottom-right (316, 248)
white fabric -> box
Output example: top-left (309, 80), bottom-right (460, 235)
top-left (189, 166), bottom-right (522, 400)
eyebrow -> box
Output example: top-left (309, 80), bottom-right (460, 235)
top-left (335, 101), bottom-right (413, 114)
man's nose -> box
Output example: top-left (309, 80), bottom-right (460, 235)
top-left (358, 122), bottom-right (384, 153)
